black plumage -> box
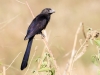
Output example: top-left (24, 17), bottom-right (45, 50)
top-left (21, 8), bottom-right (55, 70)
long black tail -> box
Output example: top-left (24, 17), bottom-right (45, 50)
top-left (21, 37), bottom-right (33, 70)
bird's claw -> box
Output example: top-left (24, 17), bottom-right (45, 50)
top-left (41, 32), bottom-right (45, 39)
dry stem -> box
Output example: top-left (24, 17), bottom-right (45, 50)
top-left (65, 22), bottom-right (83, 75)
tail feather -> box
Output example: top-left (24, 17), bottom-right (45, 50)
top-left (21, 37), bottom-right (33, 70)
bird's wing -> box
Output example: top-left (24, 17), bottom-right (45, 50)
top-left (24, 18), bottom-right (47, 40)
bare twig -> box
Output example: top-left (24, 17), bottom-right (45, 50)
top-left (25, 1), bottom-right (35, 18)
top-left (5, 52), bottom-right (22, 71)
top-left (20, 32), bottom-right (25, 36)
top-left (74, 39), bottom-right (87, 60)
top-left (15, 0), bottom-right (26, 4)
top-left (65, 22), bottom-right (83, 75)
top-left (74, 44), bottom-right (88, 62)
top-left (3, 66), bottom-right (6, 75)
top-left (82, 23), bottom-right (86, 38)
top-left (0, 14), bottom-right (20, 30)
top-left (2, 64), bottom-right (20, 71)
top-left (72, 22), bottom-right (83, 54)
top-left (0, 20), bottom-right (8, 25)
top-left (1, 52), bottom-right (22, 74)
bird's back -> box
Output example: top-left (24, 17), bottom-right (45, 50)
top-left (24, 14), bottom-right (50, 40)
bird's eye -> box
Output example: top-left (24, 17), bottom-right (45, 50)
top-left (48, 9), bottom-right (51, 12)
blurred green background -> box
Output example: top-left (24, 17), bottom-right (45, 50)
top-left (0, 0), bottom-right (100, 75)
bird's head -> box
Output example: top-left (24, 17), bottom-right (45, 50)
top-left (41, 8), bottom-right (55, 15)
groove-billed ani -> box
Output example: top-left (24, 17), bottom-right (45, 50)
top-left (20, 8), bottom-right (55, 70)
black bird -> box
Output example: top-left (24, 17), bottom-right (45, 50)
top-left (21, 8), bottom-right (55, 70)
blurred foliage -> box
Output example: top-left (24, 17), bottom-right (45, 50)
top-left (94, 39), bottom-right (100, 47)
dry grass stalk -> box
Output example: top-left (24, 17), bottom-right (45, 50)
top-left (65, 22), bottom-right (83, 75)
top-left (65, 22), bottom-right (100, 75)
top-left (3, 66), bottom-right (6, 75)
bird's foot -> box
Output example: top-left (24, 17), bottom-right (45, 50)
top-left (40, 32), bottom-right (45, 39)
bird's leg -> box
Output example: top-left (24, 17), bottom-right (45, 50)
top-left (40, 32), bottom-right (45, 39)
